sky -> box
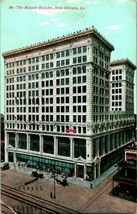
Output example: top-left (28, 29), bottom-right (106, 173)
top-left (0, 0), bottom-right (136, 114)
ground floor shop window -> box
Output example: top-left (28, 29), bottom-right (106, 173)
top-left (30, 135), bottom-right (39, 151)
top-left (9, 133), bottom-right (15, 147)
top-left (16, 153), bottom-right (74, 176)
top-left (43, 136), bottom-right (54, 154)
top-left (74, 138), bottom-right (86, 159)
top-left (18, 133), bottom-right (27, 150)
top-left (58, 137), bottom-right (70, 157)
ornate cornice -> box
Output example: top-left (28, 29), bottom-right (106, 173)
top-left (2, 27), bottom-right (114, 58)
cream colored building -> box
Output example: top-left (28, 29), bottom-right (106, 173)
top-left (3, 28), bottom-right (135, 181)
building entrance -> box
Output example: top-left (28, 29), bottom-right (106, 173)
top-left (76, 165), bottom-right (84, 179)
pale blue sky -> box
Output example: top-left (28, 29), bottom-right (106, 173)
top-left (1, 0), bottom-right (136, 114)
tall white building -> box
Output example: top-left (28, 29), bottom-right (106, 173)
top-left (3, 28), bottom-right (135, 181)
top-left (110, 59), bottom-right (136, 113)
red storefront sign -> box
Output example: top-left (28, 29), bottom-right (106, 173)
top-left (66, 129), bottom-right (76, 133)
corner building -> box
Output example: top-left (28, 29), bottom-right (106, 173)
top-left (3, 28), bottom-right (135, 181)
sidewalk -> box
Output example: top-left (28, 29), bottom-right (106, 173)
top-left (8, 162), bottom-right (118, 189)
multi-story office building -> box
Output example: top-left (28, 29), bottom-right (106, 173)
top-left (3, 28), bottom-right (136, 181)
top-left (110, 59), bottom-right (136, 113)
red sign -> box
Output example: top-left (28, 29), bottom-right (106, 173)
top-left (66, 129), bottom-right (76, 133)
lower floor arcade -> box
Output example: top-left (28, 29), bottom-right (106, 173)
top-left (5, 128), bottom-right (134, 181)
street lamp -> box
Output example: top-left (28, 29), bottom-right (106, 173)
top-left (50, 166), bottom-right (56, 199)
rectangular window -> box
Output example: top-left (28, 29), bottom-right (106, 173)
top-left (46, 63), bottom-right (49, 69)
top-left (66, 59), bottom-right (69, 65)
top-left (73, 58), bottom-right (77, 64)
top-left (50, 54), bottom-right (53, 60)
top-left (73, 48), bottom-right (77, 55)
top-left (56, 52), bottom-right (60, 58)
top-left (42, 56), bottom-right (45, 61)
top-left (78, 47), bottom-right (81, 54)
top-left (78, 57), bottom-right (81, 63)
top-left (46, 55), bottom-right (49, 60)
top-left (66, 50), bottom-right (69, 56)
top-left (83, 56), bottom-right (87, 62)
top-left (61, 51), bottom-right (65, 57)
top-left (56, 61), bottom-right (60, 67)
top-left (83, 46), bottom-right (87, 53)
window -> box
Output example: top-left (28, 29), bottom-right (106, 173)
top-left (56, 61), bottom-right (60, 67)
top-left (46, 55), bottom-right (49, 60)
top-left (78, 57), bottom-right (81, 63)
top-left (83, 46), bottom-right (87, 53)
top-left (56, 52), bottom-right (60, 58)
top-left (66, 50), bottom-right (69, 56)
top-left (73, 67), bottom-right (76, 74)
top-left (73, 58), bottom-right (77, 64)
top-left (83, 56), bottom-right (87, 62)
top-left (50, 54), bottom-right (53, 60)
top-left (73, 48), bottom-right (77, 55)
top-left (78, 47), bottom-right (81, 54)
top-left (66, 59), bottom-right (69, 65)
top-left (42, 56), bottom-right (45, 61)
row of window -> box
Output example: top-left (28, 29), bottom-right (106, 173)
top-left (93, 47), bottom-right (110, 62)
top-left (112, 76), bottom-right (122, 81)
top-left (112, 69), bottom-right (122, 75)
top-left (112, 82), bottom-right (122, 87)
top-left (111, 88), bottom-right (122, 94)
top-left (112, 101), bottom-right (122, 106)
top-left (6, 46), bottom-right (87, 69)
top-left (7, 122), bottom-right (87, 135)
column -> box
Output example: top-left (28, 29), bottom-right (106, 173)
top-left (97, 161), bottom-right (101, 177)
top-left (84, 164), bottom-right (87, 180)
top-left (14, 151), bottom-right (17, 164)
top-left (69, 67), bottom-right (73, 122)
top-left (15, 133), bottom-right (18, 149)
top-left (5, 132), bottom-right (8, 162)
top-left (101, 136), bottom-right (105, 156)
top-left (112, 133), bottom-right (115, 150)
top-left (27, 134), bottom-right (30, 151)
top-left (86, 138), bottom-right (92, 161)
top-left (39, 135), bottom-right (43, 155)
top-left (54, 136), bottom-right (58, 156)
top-left (107, 135), bottom-right (110, 153)
top-left (74, 163), bottom-right (77, 178)
top-left (70, 137), bottom-right (74, 159)
top-left (93, 163), bottom-right (96, 180)
top-left (95, 138), bottom-right (99, 157)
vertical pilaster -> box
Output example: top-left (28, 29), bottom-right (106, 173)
top-left (74, 163), bottom-right (77, 178)
top-left (93, 163), bottom-right (96, 179)
top-left (5, 131), bottom-right (8, 162)
top-left (96, 138), bottom-right (99, 157)
top-left (70, 137), bottom-right (74, 159)
top-left (15, 133), bottom-right (18, 150)
top-left (107, 135), bottom-right (110, 153)
top-left (84, 164), bottom-right (87, 180)
top-left (101, 136), bottom-right (105, 156)
top-left (27, 134), bottom-right (30, 151)
top-left (69, 67), bottom-right (73, 123)
top-left (86, 138), bottom-right (92, 161)
top-left (97, 161), bottom-right (101, 177)
top-left (54, 136), bottom-right (58, 156)
top-left (39, 135), bottom-right (43, 155)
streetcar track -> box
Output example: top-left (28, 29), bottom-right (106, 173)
top-left (2, 184), bottom-right (79, 214)
top-left (78, 180), bottom-right (112, 212)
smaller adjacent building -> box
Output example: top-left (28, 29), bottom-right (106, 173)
top-left (112, 142), bottom-right (137, 202)
top-left (0, 114), bottom-right (5, 162)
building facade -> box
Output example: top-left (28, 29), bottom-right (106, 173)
top-left (110, 59), bottom-right (136, 113)
top-left (3, 28), bottom-right (136, 181)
